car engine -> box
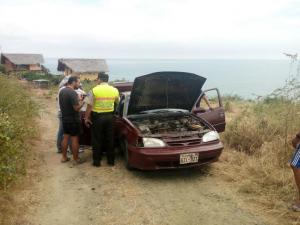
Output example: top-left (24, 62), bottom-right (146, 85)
top-left (131, 115), bottom-right (208, 135)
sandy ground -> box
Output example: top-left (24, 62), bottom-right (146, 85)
top-left (16, 89), bottom-right (271, 225)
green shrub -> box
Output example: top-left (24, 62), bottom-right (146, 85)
top-left (0, 64), bottom-right (5, 73)
top-left (20, 71), bottom-right (62, 86)
top-left (0, 76), bottom-right (37, 189)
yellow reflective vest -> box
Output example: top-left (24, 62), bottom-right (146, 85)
top-left (92, 84), bottom-right (119, 113)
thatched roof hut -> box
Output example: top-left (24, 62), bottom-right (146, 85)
top-left (1, 53), bottom-right (45, 73)
top-left (57, 58), bottom-right (109, 80)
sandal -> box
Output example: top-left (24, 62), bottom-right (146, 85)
top-left (61, 157), bottom-right (70, 163)
top-left (73, 157), bottom-right (86, 165)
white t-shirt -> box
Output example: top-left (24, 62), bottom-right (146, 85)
top-left (57, 86), bottom-right (66, 112)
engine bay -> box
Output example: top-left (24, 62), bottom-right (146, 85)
top-left (130, 114), bottom-right (210, 136)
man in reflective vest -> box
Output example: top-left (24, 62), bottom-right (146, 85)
top-left (84, 73), bottom-right (119, 167)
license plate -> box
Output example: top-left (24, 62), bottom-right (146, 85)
top-left (180, 153), bottom-right (199, 164)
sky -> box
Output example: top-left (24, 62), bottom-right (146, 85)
top-left (0, 0), bottom-right (299, 59)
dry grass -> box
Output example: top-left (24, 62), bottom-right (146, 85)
top-left (217, 98), bottom-right (300, 224)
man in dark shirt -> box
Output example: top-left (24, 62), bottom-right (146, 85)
top-left (59, 76), bottom-right (84, 164)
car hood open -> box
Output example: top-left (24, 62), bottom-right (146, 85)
top-left (127, 71), bottom-right (206, 115)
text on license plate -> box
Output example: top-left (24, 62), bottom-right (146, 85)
top-left (180, 153), bottom-right (199, 164)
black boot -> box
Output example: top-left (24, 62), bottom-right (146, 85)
top-left (93, 161), bottom-right (101, 167)
top-left (107, 161), bottom-right (114, 166)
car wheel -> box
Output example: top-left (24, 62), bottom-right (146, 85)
top-left (115, 137), bottom-right (123, 156)
top-left (120, 138), bottom-right (133, 170)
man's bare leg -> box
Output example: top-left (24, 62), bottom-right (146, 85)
top-left (61, 134), bottom-right (70, 161)
top-left (292, 166), bottom-right (300, 203)
top-left (70, 136), bottom-right (79, 161)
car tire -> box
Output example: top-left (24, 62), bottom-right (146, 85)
top-left (115, 137), bottom-right (124, 156)
top-left (120, 138), bottom-right (133, 170)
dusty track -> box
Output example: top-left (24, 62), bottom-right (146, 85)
top-left (19, 90), bottom-right (270, 225)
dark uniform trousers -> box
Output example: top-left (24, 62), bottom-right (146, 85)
top-left (91, 112), bottom-right (114, 164)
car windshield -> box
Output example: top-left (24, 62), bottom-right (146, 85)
top-left (139, 108), bottom-right (189, 114)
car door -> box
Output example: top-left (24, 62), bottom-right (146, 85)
top-left (192, 88), bottom-right (226, 132)
top-left (114, 93), bottom-right (133, 140)
top-left (114, 94), bottom-right (126, 139)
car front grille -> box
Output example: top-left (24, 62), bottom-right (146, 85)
top-left (164, 138), bottom-right (202, 147)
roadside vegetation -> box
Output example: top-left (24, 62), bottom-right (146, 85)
top-left (0, 75), bottom-right (40, 225)
top-left (0, 64), bottom-right (5, 73)
top-left (221, 98), bottom-right (296, 199)
top-left (19, 71), bottom-right (62, 85)
top-left (219, 59), bottom-right (300, 224)
top-left (0, 76), bottom-right (38, 190)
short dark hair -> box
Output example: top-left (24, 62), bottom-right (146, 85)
top-left (67, 76), bottom-right (79, 84)
top-left (98, 72), bottom-right (109, 82)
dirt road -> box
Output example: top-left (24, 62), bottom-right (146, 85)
top-left (20, 91), bottom-right (269, 225)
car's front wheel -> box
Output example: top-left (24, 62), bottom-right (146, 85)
top-left (120, 138), bottom-right (133, 170)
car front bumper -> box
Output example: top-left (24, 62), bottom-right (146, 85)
top-left (127, 141), bottom-right (224, 170)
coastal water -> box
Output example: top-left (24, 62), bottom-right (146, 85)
top-left (45, 58), bottom-right (294, 98)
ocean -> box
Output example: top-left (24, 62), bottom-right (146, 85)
top-left (45, 58), bottom-right (294, 98)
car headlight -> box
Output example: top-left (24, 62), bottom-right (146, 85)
top-left (202, 131), bottom-right (220, 143)
top-left (143, 138), bottom-right (166, 147)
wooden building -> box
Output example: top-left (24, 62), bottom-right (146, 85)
top-left (1, 53), bottom-right (44, 73)
top-left (57, 58), bottom-right (109, 81)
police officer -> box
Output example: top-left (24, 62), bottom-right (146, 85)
top-left (84, 73), bottom-right (119, 167)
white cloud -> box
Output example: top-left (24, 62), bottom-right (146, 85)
top-left (0, 0), bottom-right (299, 58)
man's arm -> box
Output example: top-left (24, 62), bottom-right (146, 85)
top-left (84, 104), bottom-right (93, 127)
top-left (84, 91), bottom-right (93, 127)
top-left (115, 96), bottom-right (120, 104)
top-left (114, 89), bottom-right (120, 104)
top-left (71, 91), bottom-right (84, 112)
top-left (73, 101), bottom-right (84, 111)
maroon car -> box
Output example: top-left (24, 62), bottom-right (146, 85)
top-left (80, 71), bottom-right (225, 170)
